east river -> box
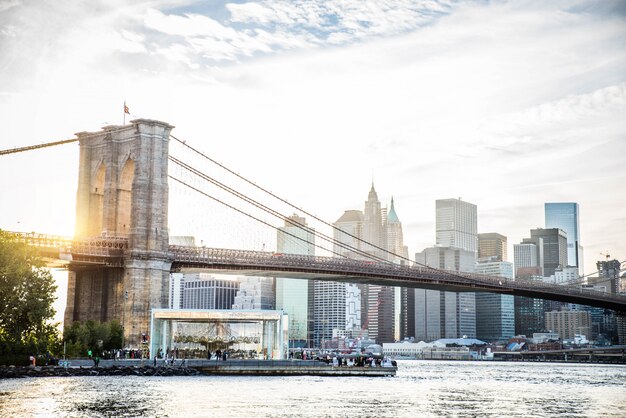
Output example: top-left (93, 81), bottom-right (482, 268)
top-left (1, 361), bottom-right (625, 417)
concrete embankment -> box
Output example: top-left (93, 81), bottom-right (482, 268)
top-left (193, 359), bottom-right (397, 376)
top-left (1, 359), bottom-right (396, 379)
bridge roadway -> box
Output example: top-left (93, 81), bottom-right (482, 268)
top-left (11, 232), bottom-right (626, 312)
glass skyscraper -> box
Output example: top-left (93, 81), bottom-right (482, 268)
top-left (276, 215), bottom-right (315, 347)
top-left (475, 260), bottom-right (515, 342)
top-left (545, 202), bottom-right (583, 274)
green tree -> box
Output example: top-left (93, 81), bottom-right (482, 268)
top-left (63, 320), bottom-right (124, 357)
top-left (0, 230), bottom-right (61, 364)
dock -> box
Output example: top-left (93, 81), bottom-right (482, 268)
top-left (191, 359), bottom-right (397, 376)
top-left (5, 359), bottom-right (396, 378)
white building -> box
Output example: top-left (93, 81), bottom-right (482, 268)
top-left (436, 198), bottom-right (478, 253)
top-left (232, 277), bottom-right (274, 310)
top-left (513, 242), bottom-right (544, 277)
top-left (545, 266), bottom-right (579, 285)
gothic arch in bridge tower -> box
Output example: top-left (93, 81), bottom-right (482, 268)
top-left (88, 162), bottom-right (106, 236)
top-left (116, 157), bottom-right (134, 236)
top-left (67, 119), bottom-right (174, 348)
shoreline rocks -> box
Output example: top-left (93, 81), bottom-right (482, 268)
top-left (0, 365), bottom-right (201, 379)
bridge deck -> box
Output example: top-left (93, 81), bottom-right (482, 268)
top-left (11, 232), bottom-right (626, 312)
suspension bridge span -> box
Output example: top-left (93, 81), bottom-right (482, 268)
top-left (10, 232), bottom-right (626, 313)
top-left (3, 119), bottom-right (626, 347)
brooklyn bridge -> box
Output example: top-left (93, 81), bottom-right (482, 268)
top-left (3, 119), bottom-right (625, 346)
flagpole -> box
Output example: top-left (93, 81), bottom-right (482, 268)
top-left (123, 101), bottom-right (126, 125)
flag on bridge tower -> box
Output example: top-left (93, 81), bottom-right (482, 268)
top-left (123, 101), bottom-right (130, 125)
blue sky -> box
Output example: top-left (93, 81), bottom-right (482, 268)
top-left (1, 0), bottom-right (625, 282)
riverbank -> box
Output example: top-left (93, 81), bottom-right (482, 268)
top-left (0, 365), bottom-right (200, 379)
top-left (0, 359), bottom-right (396, 379)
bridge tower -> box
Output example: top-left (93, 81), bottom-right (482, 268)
top-left (65, 119), bottom-right (174, 347)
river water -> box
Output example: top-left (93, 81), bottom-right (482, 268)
top-left (1, 360), bottom-right (624, 417)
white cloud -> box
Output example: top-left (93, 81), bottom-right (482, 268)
top-left (0, 0), bottom-right (625, 277)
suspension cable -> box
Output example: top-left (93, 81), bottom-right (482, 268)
top-left (169, 175), bottom-right (353, 260)
top-left (0, 124), bottom-right (140, 156)
top-left (0, 138), bottom-right (79, 155)
top-left (169, 156), bottom-right (392, 264)
top-left (169, 134), bottom-right (436, 270)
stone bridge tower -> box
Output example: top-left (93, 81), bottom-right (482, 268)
top-left (65, 119), bottom-right (173, 347)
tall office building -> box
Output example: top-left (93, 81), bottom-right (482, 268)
top-left (436, 198), bottom-right (478, 253)
top-left (590, 259), bottom-right (622, 294)
top-left (415, 246), bottom-right (477, 341)
top-left (545, 202), bottom-right (583, 274)
top-left (169, 273), bottom-right (185, 309)
top-left (475, 259), bottom-right (515, 342)
top-left (412, 198), bottom-right (477, 342)
top-left (328, 185), bottom-right (408, 345)
top-left (514, 234), bottom-right (549, 336)
top-left (181, 273), bottom-right (239, 310)
top-left (478, 233), bottom-right (507, 262)
top-left (545, 310), bottom-right (592, 340)
top-left (529, 228), bottom-right (568, 278)
top-left (514, 240), bottom-right (544, 277)
top-left (312, 209), bottom-right (365, 348)
top-left (232, 277), bottom-right (275, 310)
top-left (361, 185), bottom-right (395, 344)
top-left (385, 198), bottom-right (411, 342)
top-left (275, 215), bottom-right (315, 347)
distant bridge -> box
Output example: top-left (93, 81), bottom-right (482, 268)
top-left (12, 232), bottom-right (626, 312)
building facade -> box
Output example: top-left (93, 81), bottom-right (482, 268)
top-left (232, 277), bottom-right (275, 310)
top-left (385, 197), bottom-right (410, 342)
top-left (436, 198), bottom-right (478, 253)
top-left (529, 228), bottom-right (568, 278)
top-left (474, 259), bottom-right (515, 342)
top-left (545, 310), bottom-right (592, 340)
top-left (478, 233), bottom-right (507, 262)
top-left (545, 202), bottom-right (583, 274)
top-left (275, 214), bottom-right (315, 347)
top-left (414, 246), bottom-right (477, 341)
top-left (330, 185), bottom-right (408, 345)
top-left (181, 273), bottom-right (239, 310)
top-left (412, 198), bottom-right (477, 342)
top-left (514, 240), bottom-right (544, 277)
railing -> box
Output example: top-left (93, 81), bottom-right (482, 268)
top-left (9, 231), bottom-right (128, 258)
top-left (169, 246), bottom-right (626, 306)
top-left (9, 232), bottom-right (626, 308)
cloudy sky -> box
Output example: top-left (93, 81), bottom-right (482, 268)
top-left (1, 0), bottom-right (625, 283)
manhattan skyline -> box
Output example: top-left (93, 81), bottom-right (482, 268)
top-left (0, 1), bottom-right (624, 277)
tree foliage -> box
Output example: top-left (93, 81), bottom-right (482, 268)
top-left (0, 230), bottom-right (61, 364)
top-left (63, 320), bottom-right (123, 357)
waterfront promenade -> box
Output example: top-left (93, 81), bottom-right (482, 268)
top-left (1, 358), bottom-right (397, 378)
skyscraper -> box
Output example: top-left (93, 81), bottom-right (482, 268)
top-left (478, 233), bottom-right (507, 262)
top-left (361, 184), bottom-right (395, 344)
top-left (415, 246), bottom-right (477, 341)
top-left (513, 241), bottom-right (544, 277)
top-left (412, 198), bottom-right (478, 342)
top-left (529, 228), bottom-right (568, 278)
top-left (436, 198), bottom-right (478, 253)
top-left (181, 273), bottom-right (240, 310)
top-left (386, 198), bottom-right (412, 341)
top-left (328, 185), bottom-right (408, 345)
top-left (545, 202), bottom-right (583, 273)
top-left (275, 214), bottom-right (315, 347)
top-left (312, 210), bottom-right (366, 348)
top-left (475, 259), bottom-right (515, 342)
top-left (513, 232), bottom-right (554, 336)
